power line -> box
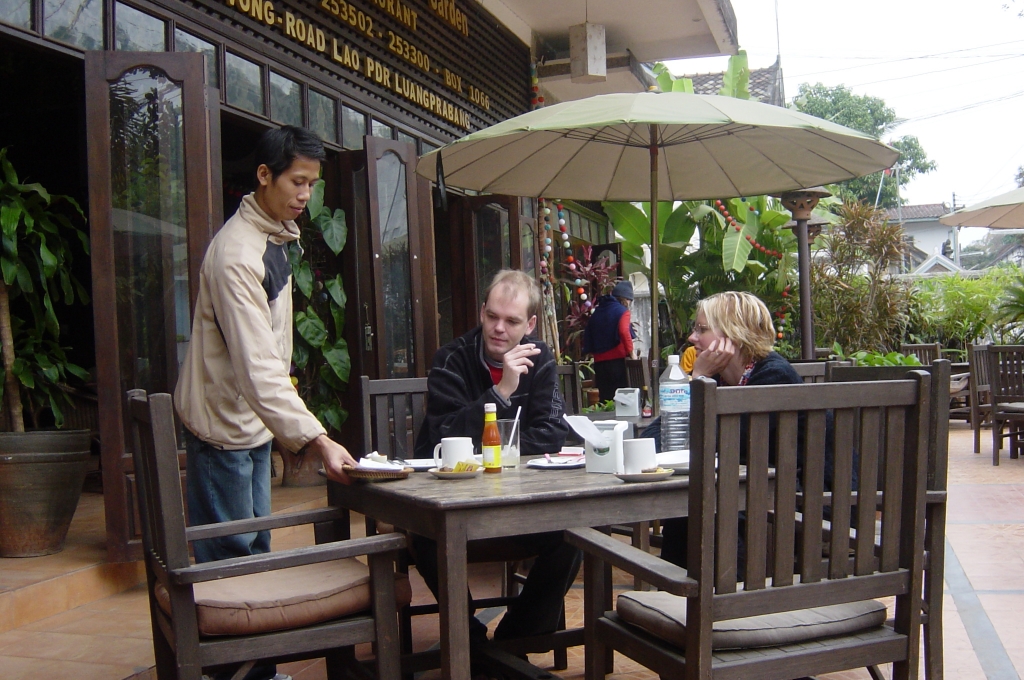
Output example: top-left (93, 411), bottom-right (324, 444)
top-left (845, 55), bottom-right (1024, 88)
top-left (784, 39), bottom-right (1024, 78)
top-left (896, 89), bottom-right (1024, 124)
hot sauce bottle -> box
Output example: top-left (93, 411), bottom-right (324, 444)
top-left (482, 403), bottom-right (502, 473)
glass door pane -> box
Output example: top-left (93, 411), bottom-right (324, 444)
top-left (109, 66), bottom-right (189, 395)
top-left (475, 203), bottom-right (510, 306)
top-left (376, 151), bottom-right (413, 378)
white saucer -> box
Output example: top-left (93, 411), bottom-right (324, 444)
top-left (615, 468), bottom-right (675, 483)
top-left (429, 467), bottom-right (482, 480)
top-left (401, 458), bottom-right (437, 471)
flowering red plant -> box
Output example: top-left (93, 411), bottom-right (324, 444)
top-left (561, 245), bottom-right (620, 355)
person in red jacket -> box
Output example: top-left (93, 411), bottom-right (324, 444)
top-left (582, 280), bottom-right (635, 402)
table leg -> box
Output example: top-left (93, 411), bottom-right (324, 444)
top-left (438, 516), bottom-right (471, 680)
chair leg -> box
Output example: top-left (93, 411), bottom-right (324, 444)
top-left (993, 420), bottom-right (1001, 466)
top-left (867, 665), bottom-right (888, 680)
top-left (583, 552), bottom-right (612, 680)
top-left (924, 502), bottom-right (945, 680)
top-left (974, 416), bottom-right (981, 454)
top-left (553, 607), bottom-right (568, 670)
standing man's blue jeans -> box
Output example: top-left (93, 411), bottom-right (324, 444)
top-left (184, 430), bottom-right (273, 563)
top-left (184, 431), bottom-right (278, 680)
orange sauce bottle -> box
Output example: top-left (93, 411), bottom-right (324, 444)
top-left (482, 403), bottom-right (502, 473)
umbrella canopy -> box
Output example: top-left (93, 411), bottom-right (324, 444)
top-left (939, 186), bottom-right (1024, 229)
top-left (416, 92), bottom-right (899, 201)
top-left (416, 91), bottom-right (899, 364)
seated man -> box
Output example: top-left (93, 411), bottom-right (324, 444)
top-left (412, 270), bottom-right (579, 645)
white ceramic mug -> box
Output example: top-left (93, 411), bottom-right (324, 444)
top-left (622, 437), bottom-right (658, 475)
top-left (433, 437), bottom-right (475, 469)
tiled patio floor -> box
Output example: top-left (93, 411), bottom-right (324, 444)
top-left (1, 424), bottom-right (1020, 679)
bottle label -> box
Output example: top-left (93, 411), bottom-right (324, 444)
top-left (482, 444), bottom-right (501, 468)
top-left (660, 382), bottom-right (690, 411)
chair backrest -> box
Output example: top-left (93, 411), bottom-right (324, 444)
top-left (826, 360), bottom-right (950, 492)
top-left (789, 361), bottom-right (827, 383)
top-left (624, 358), bottom-right (651, 394)
top-left (361, 376), bottom-right (429, 461)
top-left (984, 345), bottom-right (1024, 405)
top-left (901, 342), bottom-right (942, 365)
top-left (556, 363), bottom-right (584, 415)
top-left (970, 343), bottom-right (991, 397)
top-left (127, 390), bottom-right (191, 574)
top-left (686, 374), bottom-right (929, 656)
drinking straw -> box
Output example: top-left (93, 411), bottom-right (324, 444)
top-left (508, 406), bottom-right (522, 449)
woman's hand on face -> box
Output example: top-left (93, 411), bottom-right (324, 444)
top-left (691, 337), bottom-right (736, 378)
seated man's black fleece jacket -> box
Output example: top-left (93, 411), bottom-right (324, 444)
top-left (414, 326), bottom-right (569, 458)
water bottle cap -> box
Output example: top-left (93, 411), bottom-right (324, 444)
top-left (667, 355), bottom-right (680, 364)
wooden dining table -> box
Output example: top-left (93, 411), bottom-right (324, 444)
top-left (330, 459), bottom-right (694, 680)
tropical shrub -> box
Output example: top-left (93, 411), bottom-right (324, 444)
top-left (289, 181), bottom-right (351, 433)
top-left (812, 201), bottom-right (912, 353)
top-left (907, 266), bottom-right (1021, 349)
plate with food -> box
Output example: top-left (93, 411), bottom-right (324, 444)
top-left (429, 467), bottom-right (483, 480)
top-left (614, 468), bottom-right (675, 483)
top-left (526, 456), bottom-right (586, 470)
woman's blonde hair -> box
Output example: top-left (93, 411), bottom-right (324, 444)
top-left (697, 292), bottom-right (776, 361)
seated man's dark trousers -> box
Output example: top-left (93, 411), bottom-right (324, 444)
top-left (410, 532), bottom-right (582, 643)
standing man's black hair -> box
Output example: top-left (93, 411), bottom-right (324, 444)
top-left (254, 125), bottom-right (326, 181)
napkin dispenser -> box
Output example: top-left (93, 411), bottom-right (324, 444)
top-left (614, 388), bottom-right (640, 417)
top-left (584, 420), bottom-right (629, 474)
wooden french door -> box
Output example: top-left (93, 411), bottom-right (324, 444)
top-left (85, 51), bottom-right (218, 562)
top-left (443, 195), bottom-right (538, 339)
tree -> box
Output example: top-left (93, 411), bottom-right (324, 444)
top-left (793, 83), bottom-right (936, 208)
top-left (1015, 165), bottom-right (1024, 188)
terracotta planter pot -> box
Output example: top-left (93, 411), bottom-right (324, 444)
top-left (279, 448), bottom-right (327, 487)
top-left (0, 430), bottom-right (91, 557)
top-left (585, 388), bottom-right (601, 407)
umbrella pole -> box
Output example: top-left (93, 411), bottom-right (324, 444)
top-left (649, 124), bottom-right (660, 386)
top-left (795, 218), bottom-right (815, 360)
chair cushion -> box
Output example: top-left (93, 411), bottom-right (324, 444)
top-left (998, 402), bottom-right (1024, 412)
top-left (155, 558), bottom-right (412, 636)
top-left (616, 590), bottom-right (887, 651)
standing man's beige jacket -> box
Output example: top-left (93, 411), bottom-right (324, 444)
top-left (174, 193), bottom-right (325, 452)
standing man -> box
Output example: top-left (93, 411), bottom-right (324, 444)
top-left (174, 126), bottom-right (357, 680)
top-left (582, 280), bottom-right (635, 402)
top-left (412, 270), bottom-right (578, 646)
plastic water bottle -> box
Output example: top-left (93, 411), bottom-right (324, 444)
top-left (659, 355), bottom-right (690, 451)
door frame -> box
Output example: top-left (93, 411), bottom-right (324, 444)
top-left (85, 50), bottom-right (217, 562)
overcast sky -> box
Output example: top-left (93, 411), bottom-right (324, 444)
top-left (665, 0), bottom-right (1023, 242)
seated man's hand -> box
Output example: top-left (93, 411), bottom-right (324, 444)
top-left (496, 343), bottom-right (542, 401)
top-left (305, 434), bottom-right (357, 484)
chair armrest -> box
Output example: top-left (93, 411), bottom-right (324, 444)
top-left (185, 507), bottom-right (347, 541)
top-left (170, 532), bottom-right (406, 584)
top-left (565, 528), bottom-right (697, 596)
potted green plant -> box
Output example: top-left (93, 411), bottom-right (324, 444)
top-left (0, 148), bottom-right (93, 556)
top-left (278, 180), bottom-right (350, 486)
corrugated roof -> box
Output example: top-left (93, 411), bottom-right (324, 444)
top-left (684, 56), bottom-right (784, 106)
top-left (886, 204), bottom-right (949, 221)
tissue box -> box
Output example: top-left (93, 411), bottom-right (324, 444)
top-left (614, 388), bottom-right (640, 417)
top-left (585, 420), bottom-right (629, 474)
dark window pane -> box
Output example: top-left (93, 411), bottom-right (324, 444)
top-left (569, 211), bottom-right (581, 237)
top-left (44, 0), bottom-right (102, 49)
top-left (225, 52), bottom-right (263, 115)
top-left (342, 105), bottom-right (365, 149)
top-left (371, 119), bottom-right (392, 139)
top-left (521, 224), bottom-right (536, 277)
top-left (108, 66), bottom-right (190, 395)
top-left (174, 29), bottom-right (218, 87)
top-left (308, 90), bottom-right (337, 144)
top-left (115, 3), bottom-right (165, 52)
top-left (269, 72), bottom-right (301, 126)
top-left (475, 203), bottom-right (510, 306)
top-left (0, 0), bottom-right (31, 29)
top-left (520, 197), bottom-right (535, 218)
top-left (421, 141), bottom-right (437, 154)
top-left (397, 130), bottom-right (416, 150)
top-left (377, 151), bottom-right (414, 378)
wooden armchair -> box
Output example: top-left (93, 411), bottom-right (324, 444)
top-left (984, 345), bottom-right (1024, 465)
top-left (126, 390), bottom-right (409, 680)
top-left (827, 360), bottom-right (950, 680)
top-left (557, 363), bottom-right (585, 415)
top-left (902, 342), bottom-right (942, 365)
top-left (967, 344), bottom-right (992, 454)
top-left (359, 376), bottom-right (574, 671)
top-left (568, 373), bottom-right (931, 680)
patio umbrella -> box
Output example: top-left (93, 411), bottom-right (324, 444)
top-left (939, 186), bottom-right (1024, 229)
top-left (416, 91), bottom-right (899, 366)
